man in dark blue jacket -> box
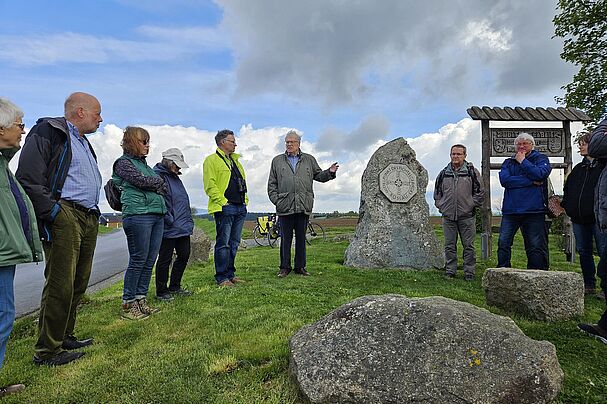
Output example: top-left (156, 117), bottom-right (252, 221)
top-left (497, 133), bottom-right (551, 270)
top-left (153, 148), bottom-right (194, 301)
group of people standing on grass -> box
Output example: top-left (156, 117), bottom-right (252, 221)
top-left (0, 92), bottom-right (338, 397)
top-left (433, 122), bottom-right (607, 345)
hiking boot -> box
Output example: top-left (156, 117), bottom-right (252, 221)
top-left (218, 280), bottom-right (235, 287)
top-left (33, 351), bottom-right (85, 366)
top-left (294, 268), bottom-right (310, 276)
top-left (0, 384), bottom-right (25, 397)
top-left (169, 288), bottom-right (193, 296)
top-left (137, 298), bottom-right (160, 315)
top-left (62, 334), bottom-right (94, 350)
top-left (121, 302), bottom-right (149, 321)
top-left (578, 323), bottom-right (607, 344)
top-left (156, 292), bottom-right (175, 302)
top-left (230, 277), bottom-right (246, 284)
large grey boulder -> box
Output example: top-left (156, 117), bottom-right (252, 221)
top-left (344, 138), bottom-right (443, 269)
top-left (483, 268), bottom-right (584, 321)
top-left (290, 294), bottom-right (563, 404)
top-left (189, 227), bottom-right (211, 263)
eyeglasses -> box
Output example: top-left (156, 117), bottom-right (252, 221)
top-left (13, 122), bottom-right (25, 130)
top-left (515, 141), bottom-right (532, 146)
top-left (285, 141), bottom-right (299, 144)
top-left (138, 139), bottom-right (150, 146)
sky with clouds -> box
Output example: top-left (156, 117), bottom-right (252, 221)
top-left (1, 0), bottom-right (586, 213)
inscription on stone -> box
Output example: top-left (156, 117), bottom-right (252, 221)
top-left (490, 128), bottom-right (565, 157)
top-left (379, 164), bottom-right (417, 203)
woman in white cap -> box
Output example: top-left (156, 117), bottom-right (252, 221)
top-left (153, 148), bottom-right (194, 301)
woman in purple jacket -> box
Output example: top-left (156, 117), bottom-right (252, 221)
top-left (153, 148), bottom-right (194, 301)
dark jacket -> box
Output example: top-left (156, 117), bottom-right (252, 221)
top-left (267, 151), bottom-right (335, 216)
top-left (153, 163), bottom-right (194, 238)
top-left (433, 161), bottom-right (484, 220)
top-left (15, 117), bottom-right (97, 241)
top-left (588, 119), bottom-right (607, 229)
top-left (499, 149), bottom-right (551, 215)
top-left (562, 157), bottom-right (604, 224)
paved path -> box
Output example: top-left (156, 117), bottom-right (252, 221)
top-left (14, 230), bottom-right (129, 318)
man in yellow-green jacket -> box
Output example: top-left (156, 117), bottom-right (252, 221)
top-left (203, 129), bottom-right (248, 287)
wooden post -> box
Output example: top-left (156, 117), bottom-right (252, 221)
top-left (562, 121), bottom-right (574, 262)
top-left (481, 119), bottom-right (492, 259)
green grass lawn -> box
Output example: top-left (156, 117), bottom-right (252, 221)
top-left (2, 227), bottom-right (606, 403)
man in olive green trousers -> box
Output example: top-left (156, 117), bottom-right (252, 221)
top-left (16, 92), bottom-right (103, 366)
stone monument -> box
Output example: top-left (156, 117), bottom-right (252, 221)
top-left (344, 138), bottom-right (444, 269)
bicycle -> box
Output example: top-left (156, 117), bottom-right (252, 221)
top-left (252, 214), bottom-right (276, 246)
top-left (266, 215), bottom-right (326, 248)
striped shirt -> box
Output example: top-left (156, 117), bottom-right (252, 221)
top-left (60, 121), bottom-right (102, 209)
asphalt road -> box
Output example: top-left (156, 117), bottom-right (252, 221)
top-left (14, 230), bottom-right (129, 318)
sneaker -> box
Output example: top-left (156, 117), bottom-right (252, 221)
top-left (137, 298), bottom-right (160, 315)
top-left (230, 277), bottom-right (246, 284)
top-left (121, 302), bottom-right (149, 321)
top-left (169, 288), bottom-right (193, 296)
top-left (33, 351), bottom-right (85, 366)
top-left (62, 334), bottom-right (94, 350)
top-left (294, 268), bottom-right (310, 276)
top-left (578, 323), bottom-right (607, 344)
top-left (156, 293), bottom-right (175, 302)
top-left (0, 384), bottom-right (25, 397)
top-left (218, 280), bottom-right (235, 287)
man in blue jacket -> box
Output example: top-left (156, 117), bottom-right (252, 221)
top-left (497, 133), bottom-right (551, 270)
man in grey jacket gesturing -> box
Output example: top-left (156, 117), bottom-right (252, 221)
top-left (433, 144), bottom-right (484, 281)
top-left (268, 131), bottom-right (338, 277)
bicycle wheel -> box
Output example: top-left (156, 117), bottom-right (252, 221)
top-left (268, 227), bottom-right (280, 248)
top-left (306, 222), bottom-right (326, 245)
top-left (253, 224), bottom-right (266, 246)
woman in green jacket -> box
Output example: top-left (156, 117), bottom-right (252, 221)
top-left (112, 127), bottom-right (167, 320)
top-left (0, 97), bottom-right (43, 398)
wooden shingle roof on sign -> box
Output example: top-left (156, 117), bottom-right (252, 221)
top-left (467, 106), bottom-right (591, 122)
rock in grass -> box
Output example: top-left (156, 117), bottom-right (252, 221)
top-left (190, 227), bottom-right (211, 263)
top-left (344, 138), bottom-right (444, 270)
top-left (483, 268), bottom-right (584, 321)
top-left (289, 294), bottom-right (563, 403)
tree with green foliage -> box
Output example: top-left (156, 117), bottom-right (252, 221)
top-left (553, 0), bottom-right (607, 122)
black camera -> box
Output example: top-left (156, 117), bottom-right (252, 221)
top-left (237, 178), bottom-right (247, 193)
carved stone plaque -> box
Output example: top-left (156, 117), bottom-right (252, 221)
top-left (379, 163), bottom-right (417, 203)
top-left (490, 128), bottom-right (565, 157)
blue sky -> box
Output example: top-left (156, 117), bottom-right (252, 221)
top-left (1, 0), bottom-right (585, 212)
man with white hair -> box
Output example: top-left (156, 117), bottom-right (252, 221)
top-left (497, 132), bottom-right (551, 270)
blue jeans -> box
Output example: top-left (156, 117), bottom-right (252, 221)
top-left (497, 213), bottom-right (548, 270)
top-left (572, 222), bottom-right (606, 289)
top-left (214, 204), bottom-right (247, 284)
top-left (0, 266), bottom-right (16, 370)
top-left (122, 214), bottom-right (164, 303)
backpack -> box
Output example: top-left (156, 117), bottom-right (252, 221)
top-left (104, 179), bottom-right (122, 211)
top-left (104, 158), bottom-right (124, 211)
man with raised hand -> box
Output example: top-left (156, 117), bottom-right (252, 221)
top-left (17, 92), bottom-right (103, 366)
